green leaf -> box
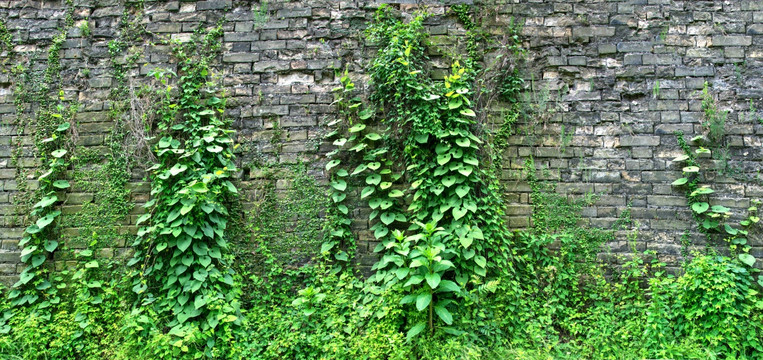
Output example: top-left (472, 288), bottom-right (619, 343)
top-left (454, 185), bottom-right (469, 198)
top-left (455, 138), bottom-right (471, 147)
top-left (31, 255), bottom-right (45, 267)
top-left (739, 253), bottom-right (756, 267)
top-left (34, 196), bottom-right (58, 209)
top-left (52, 180), bottom-right (70, 189)
top-left (672, 154), bottom-right (690, 162)
top-left (406, 322), bottom-right (426, 342)
top-left (194, 295), bottom-right (207, 310)
top-left (459, 109), bottom-right (476, 117)
top-left (388, 189), bottom-right (404, 198)
top-left (331, 179), bottom-right (347, 191)
top-left (326, 159), bottom-right (341, 171)
top-left (711, 205), bottom-right (730, 214)
top-left (457, 165), bottom-right (473, 177)
top-left (56, 122), bottom-right (71, 132)
top-left (367, 162), bottom-right (381, 170)
top-left (415, 293), bottom-right (432, 311)
top-left (44, 240), bottom-right (58, 252)
top-left (442, 176), bottom-right (456, 188)
top-left (463, 157), bottom-right (478, 166)
top-left (190, 183), bottom-right (208, 193)
top-left (351, 164), bottom-right (367, 175)
top-left (452, 206), bottom-right (467, 220)
top-left (690, 187), bottom-right (714, 196)
top-left (51, 149), bottom-right (67, 158)
top-left (170, 163), bottom-right (188, 176)
top-left (415, 134), bottom-right (429, 143)
top-left (36, 213), bottom-right (58, 229)
top-left (366, 174), bottom-right (381, 186)
top-left (177, 237), bottom-right (192, 252)
top-left (448, 98), bottom-right (462, 109)
top-left (724, 224), bottom-right (738, 235)
top-left (365, 133), bottom-right (382, 141)
top-left (682, 166), bottom-right (699, 173)
top-left (474, 255), bottom-right (487, 268)
top-left (460, 235), bottom-right (473, 249)
top-left (438, 280), bottom-right (460, 293)
top-left (380, 212), bottom-right (395, 225)
top-left (374, 226), bottom-right (388, 239)
top-left (206, 145), bottom-right (223, 153)
top-left (434, 306), bottom-right (453, 325)
top-left (437, 153), bottom-right (451, 166)
top-left (158, 137), bottom-right (172, 148)
top-left (349, 124), bottom-right (366, 133)
top-left (691, 202), bottom-right (709, 214)
top-left (358, 108), bottom-right (373, 120)
top-left (671, 178), bottom-right (688, 186)
top-left (425, 273), bottom-right (441, 289)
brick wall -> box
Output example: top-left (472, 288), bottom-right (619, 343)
top-left (0, 0), bottom-right (762, 282)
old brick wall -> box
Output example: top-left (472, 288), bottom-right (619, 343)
top-left (0, 0), bottom-right (762, 282)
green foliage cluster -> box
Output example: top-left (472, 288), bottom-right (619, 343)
top-left (125, 25), bottom-right (242, 358)
top-left (1, 4), bottom-right (762, 360)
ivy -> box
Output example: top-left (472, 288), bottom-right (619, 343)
top-left (127, 25), bottom-right (242, 356)
top-left (7, 2), bottom-right (78, 312)
top-left (323, 6), bottom-right (517, 338)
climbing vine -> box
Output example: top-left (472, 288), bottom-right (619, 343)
top-left (127, 25), bottom-right (241, 357)
top-left (8, 2), bottom-right (78, 311)
top-left (323, 6), bottom-right (517, 338)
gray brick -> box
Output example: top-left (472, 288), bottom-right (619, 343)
top-left (620, 136), bottom-right (660, 147)
top-left (711, 35), bottom-right (752, 46)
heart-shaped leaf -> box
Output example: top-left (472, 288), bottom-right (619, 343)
top-left (671, 178), bottom-right (688, 186)
top-left (711, 205), bottom-right (730, 214)
top-left (52, 180), bottom-right (70, 189)
top-left (442, 176), bottom-right (456, 188)
top-left (691, 202), bottom-right (709, 214)
top-left (474, 255), bottom-right (487, 268)
top-left (365, 133), bottom-right (382, 141)
top-left (380, 212), bottom-right (396, 225)
top-left (388, 189), bottom-right (404, 198)
top-left (349, 124), bottom-right (366, 133)
top-left (51, 149), bottom-right (67, 158)
top-left (455, 138), bottom-right (471, 147)
top-left (170, 163), bottom-right (188, 176)
top-left (56, 122), bottom-right (71, 132)
top-left (206, 145), bottom-right (223, 153)
top-left (437, 153), bottom-right (451, 166)
top-left (459, 109), bottom-right (475, 117)
top-left (331, 179), bottom-right (347, 191)
top-left (690, 187), bottom-right (714, 196)
top-left (44, 240), bottom-right (58, 252)
top-left (672, 154), bottom-right (690, 162)
top-left (36, 213), bottom-right (58, 229)
top-left (448, 98), bottom-right (462, 109)
top-left (458, 165), bottom-right (473, 177)
top-left (739, 253), bottom-right (756, 267)
top-left (455, 185), bottom-right (469, 198)
top-left (177, 237), bottom-right (192, 252)
top-left (682, 166), bottom-right (699, 173)
top-left (452, 206), bottom-right (467, 220)
top-left (34, 196), bottom-right (58, 209)
top-left (326, 159), bottom-right (341, 171)
top-left (366, 174), bottom-right (381, 186)
top-left (460, 235), bottom-right (473, 248)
